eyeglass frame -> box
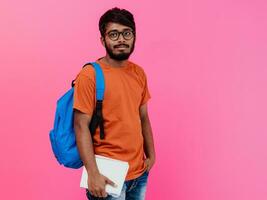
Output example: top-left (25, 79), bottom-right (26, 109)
top-left (105, 29), bottom-right (135, 41)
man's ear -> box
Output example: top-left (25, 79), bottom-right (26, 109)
top-left (100, 37), bottom-right (105, 47)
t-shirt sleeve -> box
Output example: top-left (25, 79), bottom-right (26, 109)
top-left (140, 71), bottom-right (151, 106)
top-left (73, 73), bottom-right (95, 116)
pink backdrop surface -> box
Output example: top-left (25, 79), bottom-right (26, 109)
top-left (1, 0), bottom-right (267, 199)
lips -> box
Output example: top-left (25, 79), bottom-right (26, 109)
top-left (115, 44), bottom-right (129, 48)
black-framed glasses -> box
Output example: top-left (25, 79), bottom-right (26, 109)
top-left (106, 29), bottom-right (134, 41)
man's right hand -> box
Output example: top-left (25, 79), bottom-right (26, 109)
top-left (87, 172), bottom-right (117, 198)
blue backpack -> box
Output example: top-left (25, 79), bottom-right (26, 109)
top-left (49, 62), bottom-right (105, 169)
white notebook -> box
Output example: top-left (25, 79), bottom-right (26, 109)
top-left (80, 155), bottom-right (129, 198)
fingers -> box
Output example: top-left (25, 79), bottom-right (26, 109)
top-left (95, 189), bottom-right (106, 198)
top-left (145, 159), bottom-right (150, 171)
top-left (100, 190), bottom-right (108, 198)
top-left (88, 175), bottom-right (116, 198)
top-left (90, 188), bottom-right (107, 198)
top-left (105, 176), bottom-right (117, 187)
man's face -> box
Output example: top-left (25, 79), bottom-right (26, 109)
top-left (101, 22), bottom-right (135, 61)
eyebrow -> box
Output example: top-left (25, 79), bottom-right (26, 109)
top-left (108, 28), bottom-right (132, 32)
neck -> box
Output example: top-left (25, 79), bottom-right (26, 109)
top-left (101, 55), bottom-right (128, 68)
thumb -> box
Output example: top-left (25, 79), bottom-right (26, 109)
top-left (104, 176), bottom-right (117, 187)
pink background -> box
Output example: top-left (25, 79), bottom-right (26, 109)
top-left (1, 0), bottom-right (267, 199)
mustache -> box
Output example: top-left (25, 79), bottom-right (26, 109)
top-left (114, 44), bottom-right (129, 48)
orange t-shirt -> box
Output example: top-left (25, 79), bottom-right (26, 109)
top-left (73, 58), bottom-right (151, 180)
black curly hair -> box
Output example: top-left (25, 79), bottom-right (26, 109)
top-left (99, 7), bottom-right (136, 38)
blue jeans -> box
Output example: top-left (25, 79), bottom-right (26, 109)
top-left (86, 171), bottom-right (149, 200)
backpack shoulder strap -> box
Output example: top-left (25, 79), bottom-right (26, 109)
top-left (90, 62), bottom-right (105, 139)
top-left (90, 62), bottom-right (105, 101)
top-left (71, 62), bottom-right (106, 140)
top-left (71, 62), bottom-right (105, 98)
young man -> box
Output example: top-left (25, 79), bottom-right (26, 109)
top-left (73, 7), bottom-right (155, 200)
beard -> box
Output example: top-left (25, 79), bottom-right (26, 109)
top-left (104, 39), bottom-right (135, 61)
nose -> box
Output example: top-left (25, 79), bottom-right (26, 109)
top-left (117, 32), bottom-right (126, 42)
